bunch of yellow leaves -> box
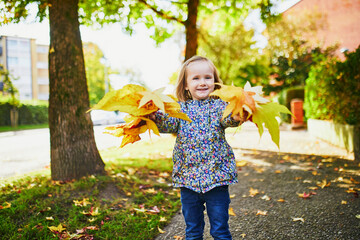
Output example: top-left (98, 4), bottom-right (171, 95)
top-left (89, 84), bottom-right (191, 147)
top-left (210, 82), bottom-right (292, 148)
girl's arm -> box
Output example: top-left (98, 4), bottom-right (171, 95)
top-left (150, 111), bottom-right (179, 133)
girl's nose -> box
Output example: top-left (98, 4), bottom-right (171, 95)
top-left (199, 78), bottom-right (206, 85)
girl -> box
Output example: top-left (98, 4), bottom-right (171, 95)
top-left (152, 56), bottom-right (247, 240)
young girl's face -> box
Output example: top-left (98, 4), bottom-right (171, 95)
top-left (185, 60), bottom-right (215, 101)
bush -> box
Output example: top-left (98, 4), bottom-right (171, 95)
top-left (278, 86), bottom-right (304, 123)
top-left (304, 45), bottom-right (360, 125)
top-left (0, 97), bottom-right (48, 126)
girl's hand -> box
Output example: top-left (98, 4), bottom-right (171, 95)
top-left (148, 112), bottom-right (156, 121)
top-left (232, 111), bottom-right (249, 122)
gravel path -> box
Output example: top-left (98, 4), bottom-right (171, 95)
top-left (155, 123), bottom-right (359, 240)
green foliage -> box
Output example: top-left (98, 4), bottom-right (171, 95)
top-left (198, 22), bottom-right (260, 85)
top-left (304, 45), bottom-right (360, 125)
top-left (261, 9), bottom-right (332, 93)
top-left (83, 42), bottom-right (108, 106)
top-left (278, 86), bottom-right (304, 123)
top-left (0, 97), bottom-right (48, 126)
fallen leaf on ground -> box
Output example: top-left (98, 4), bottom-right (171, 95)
top-left (341, 200), bottom-right (347, 204)
top-left (292, 217), bottom-right (305, 222)
top-left (73, 198), bottom-right (91, 207)
top-left (236, 160), bottom-right (248, 167)
top-left (297, 192), bottom-right (311, 199)
top-left (173, 236), bottom-right (183, 240)
top-left (48, 223), bottom-right (66, 233)
top-left (317, 179), bottom-right (331, 188)
top-left (261, 195), bottom-right (271, 201)
top-left (158, 226), bottom-right (165, 233)
top-left (241, 233), bottom-right (246, 238)
top-left (46, 217), bottom-right (54, 221)
top-left (277, 198), bottom-right (285, 203)
top-left (256, 210), bottom-right (268, 216)
top-left (159, 217), bottom-right (167, 222)
top-left (229, 208), bottom-right (236, 216)
top-left (0, 202), bottom-right (11, 209)
top-left (249, 188), bottom-right (259, 197)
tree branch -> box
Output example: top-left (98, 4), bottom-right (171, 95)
top-left (138, 0), bottom-right (186, 25)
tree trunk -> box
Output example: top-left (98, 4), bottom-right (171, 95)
top-left (48, 0), bottom-right (105, 181)
top-left (184, 0), bottom-right (199, 61)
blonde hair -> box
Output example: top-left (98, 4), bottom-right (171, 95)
top-left (175, 56), bottom-right (222, 102)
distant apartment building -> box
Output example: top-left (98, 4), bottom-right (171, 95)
top-left (283, 0), bottom-right (360, 58)
top-left (0, 35), bottom-right (49, 100)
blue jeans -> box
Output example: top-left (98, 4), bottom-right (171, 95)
top-left (180, 185), bottom-right (232, 240)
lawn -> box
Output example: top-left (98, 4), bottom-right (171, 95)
top-left (0, 136), bottom-right (180, 240)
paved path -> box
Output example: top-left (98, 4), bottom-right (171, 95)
top-left (155, 122), bottom-right (359, 240)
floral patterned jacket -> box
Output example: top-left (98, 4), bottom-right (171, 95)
top-left (154, 98), bottom-right (243, 193)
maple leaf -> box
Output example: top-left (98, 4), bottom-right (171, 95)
top-left (251, 102), bottom-right (292, 148)
top-left (243, 82), bottom-right (270, 104)
top-left (139, 87), bottom-right (175, 112)
top-left (210, 83), bottom-right (292, 148)
top-left (89, 84), bottom-right (157, 116)
top-left (210, 84), bottom-right (255, 118)
top-left (48, 223), bottom-right (66, 233)
top-left (73, 198), bottom-right (91, 207)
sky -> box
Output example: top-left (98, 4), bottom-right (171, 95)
top-left (1, 0), bottom-right (300, 93)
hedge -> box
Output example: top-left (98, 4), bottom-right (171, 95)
top-left (304, 45), bottom-right (360, 125)
top-left (0, 97), bottom-right (48, 126)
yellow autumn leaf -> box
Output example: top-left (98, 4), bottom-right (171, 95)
top-left (1, 202), bottom-right (11, 209)
top-left (210, 83), bottom-right (291, 148)
top-left (48, 223), bottom-right (66, 233)
top-left (229, 207), bottom-right (236, 216)
top-left (139, 87), bottom-right (175, 112)
top-left (158, 226), bottom-right (165, 233)
top-left (73, 198), bottom-right (91, 207)
top-left (89, 84), bottom-right (155, 115)
top-left (210, 84), bottom-right (255, 118)
top-left (251, 102), bottom-right (292, 148)
top-left (256, 210), bottom-right (268, 216)
top-left (159, 216), bottom-right (167, 222)
top-left (249, 187), bottom-right (259, 197)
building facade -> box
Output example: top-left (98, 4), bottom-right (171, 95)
top-left (283, 0), bottom-right (360, 58)
top-left (0, 35), bottom-right (49, 100)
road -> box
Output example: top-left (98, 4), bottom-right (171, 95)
top-left (0, 126), bottom-right (126, 179)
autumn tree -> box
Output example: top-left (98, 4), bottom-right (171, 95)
top-left (0, 0), bottom-right (131, 180)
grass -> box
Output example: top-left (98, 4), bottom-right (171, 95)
top-left (0, 124), bottom-right (49, 133)
top-left (0, 136), bottom-right (180, 240)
